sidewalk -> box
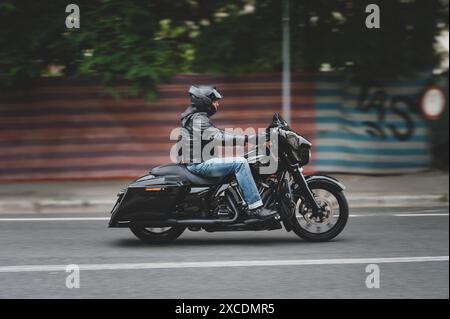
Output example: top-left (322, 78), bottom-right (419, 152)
top-left (0, 170), bottom-right (448, 214)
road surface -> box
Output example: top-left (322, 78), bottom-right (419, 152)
top-left (0, 207), bottom-right (448, 298)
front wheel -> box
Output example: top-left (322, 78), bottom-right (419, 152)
top-left (291, 181), bottom-right (349, 242)
top-left (129, 225), bottom-right (186, 244)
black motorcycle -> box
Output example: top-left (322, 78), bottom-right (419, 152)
top-left (109, 113), bottom-right (349, 243)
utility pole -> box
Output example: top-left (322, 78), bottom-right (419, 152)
top-left (282, 0), bottom-right (291, 124)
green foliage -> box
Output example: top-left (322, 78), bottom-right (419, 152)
top-left (0, 0), bottom-right (448, 96)
top-left (192, 0), bottom-right (282, 73)
top-left (194, 0), bottom-right (449, 79)
top-left (0, 0), bottom-right (208, 95)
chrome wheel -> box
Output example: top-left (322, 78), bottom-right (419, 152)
top-left (143, 227), bottom-right (172, 234)
top-left (289, 179), bottom-right (349, 242)
top-left (129, 225), bottom-right (186, 243)
top-left (295, 189), bottom-right (342, 234)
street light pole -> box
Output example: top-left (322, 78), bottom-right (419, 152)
top-left (282, 0), bottom-right (291, 124)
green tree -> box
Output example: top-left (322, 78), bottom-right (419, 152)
top-left (0, 0), bottom-right (448, 96)
top-left (194, 0), bottom-right (449, 79)
top-left (0, 0), bottom-right (229, 97)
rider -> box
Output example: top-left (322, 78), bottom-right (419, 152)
top-left (180, 85), bottom-right (277, 220)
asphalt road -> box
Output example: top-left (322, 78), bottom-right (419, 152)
top-left (0, 207), bottom-right (448, 299)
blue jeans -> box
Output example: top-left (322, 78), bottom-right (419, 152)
top-left (186, 157), bottom-right (263, 209)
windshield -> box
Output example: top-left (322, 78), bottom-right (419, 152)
top-left (271, 113), bottom-right (291, 131)
top-left (267, 113), bottom-right (312, 152)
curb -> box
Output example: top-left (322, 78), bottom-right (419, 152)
top-left (347, 194), bottom-right (449, 208)
top-left (0, 199), bottom-right (115, 214)
top-left (0, 194), bottom-right (448, 214)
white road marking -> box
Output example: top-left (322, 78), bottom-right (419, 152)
top-left (411, 209), bottom-right (450, 213)
top-left (0, 212), bottom-right (448, 222)
top-left (393, 213), bottom-right (449, 217)
top-left (0, 256), bottom-right (447, 273)
top-left (0, 217), bottom-right (110, 221)
top-left (349, 213), bottom-right (449, 217)
top-left (349, 214), bottom-right (380, 217)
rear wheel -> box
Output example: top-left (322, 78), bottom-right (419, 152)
top-left (129, 225), bottom-right (186, 244)
top-left (291, 181), bottom-right (349, 242)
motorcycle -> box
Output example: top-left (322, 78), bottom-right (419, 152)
top-left (109, 113), bottom-right (349, 243)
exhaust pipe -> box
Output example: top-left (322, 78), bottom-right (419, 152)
top-left (134, 193), bottom-right (240, 227)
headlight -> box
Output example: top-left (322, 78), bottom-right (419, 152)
top-left (298, 145), bottom-right (311, 166)
top-left (282, 130), bottom-right (312, 165)
top-left (285, 131), bottom-right (300, 149)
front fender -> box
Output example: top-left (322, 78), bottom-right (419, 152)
top-left (305, 175), bottom-right (346, 192)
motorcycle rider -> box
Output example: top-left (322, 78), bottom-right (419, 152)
top-left (179, 85), bottom-right (277, 220)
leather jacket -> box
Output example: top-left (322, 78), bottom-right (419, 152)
top-left (178, 106), bottom-right (250, 164)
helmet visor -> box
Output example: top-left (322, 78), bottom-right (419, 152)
top-left (208, 88), bottom-right (222, 100)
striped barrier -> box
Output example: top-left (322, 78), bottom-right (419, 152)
top-left (314, 73), bottom-right (432, 174)
top-left (0, 73), bottom-right (432, 181)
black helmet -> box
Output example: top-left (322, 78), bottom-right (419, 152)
top-left (189, 85), bottom-right (222, 116)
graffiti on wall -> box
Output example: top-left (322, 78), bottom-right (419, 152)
top-left (357, 87), bottom-right (416, 141)
top-left (313, 75), bottom-right (432, 174)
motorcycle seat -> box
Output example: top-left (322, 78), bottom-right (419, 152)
top-left (150, 164), bottom-right (224, 186)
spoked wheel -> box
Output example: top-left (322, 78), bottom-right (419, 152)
top-left (129, 225), bottom-right (186, 244)
top-left (291, 181), bottom-right (349, 242)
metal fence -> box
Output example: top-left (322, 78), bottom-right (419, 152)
top-left (0, 72), bottom-right (434, 181)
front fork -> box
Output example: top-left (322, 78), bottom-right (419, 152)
top-left (288, 165), bottom-right (325, 218)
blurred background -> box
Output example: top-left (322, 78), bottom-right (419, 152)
top-left (0, 0), bottom-right (448, 181)
top-left (0, 1), bottom-right (448, 299)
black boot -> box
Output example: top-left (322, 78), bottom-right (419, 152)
top-left (246, 206), bottom-right (278, 220)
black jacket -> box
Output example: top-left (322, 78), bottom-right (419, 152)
top-left (178, 106), bottom-right (249, 163)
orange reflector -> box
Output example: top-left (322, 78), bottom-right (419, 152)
top-left (145, 187), bottom-right (163, 191)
